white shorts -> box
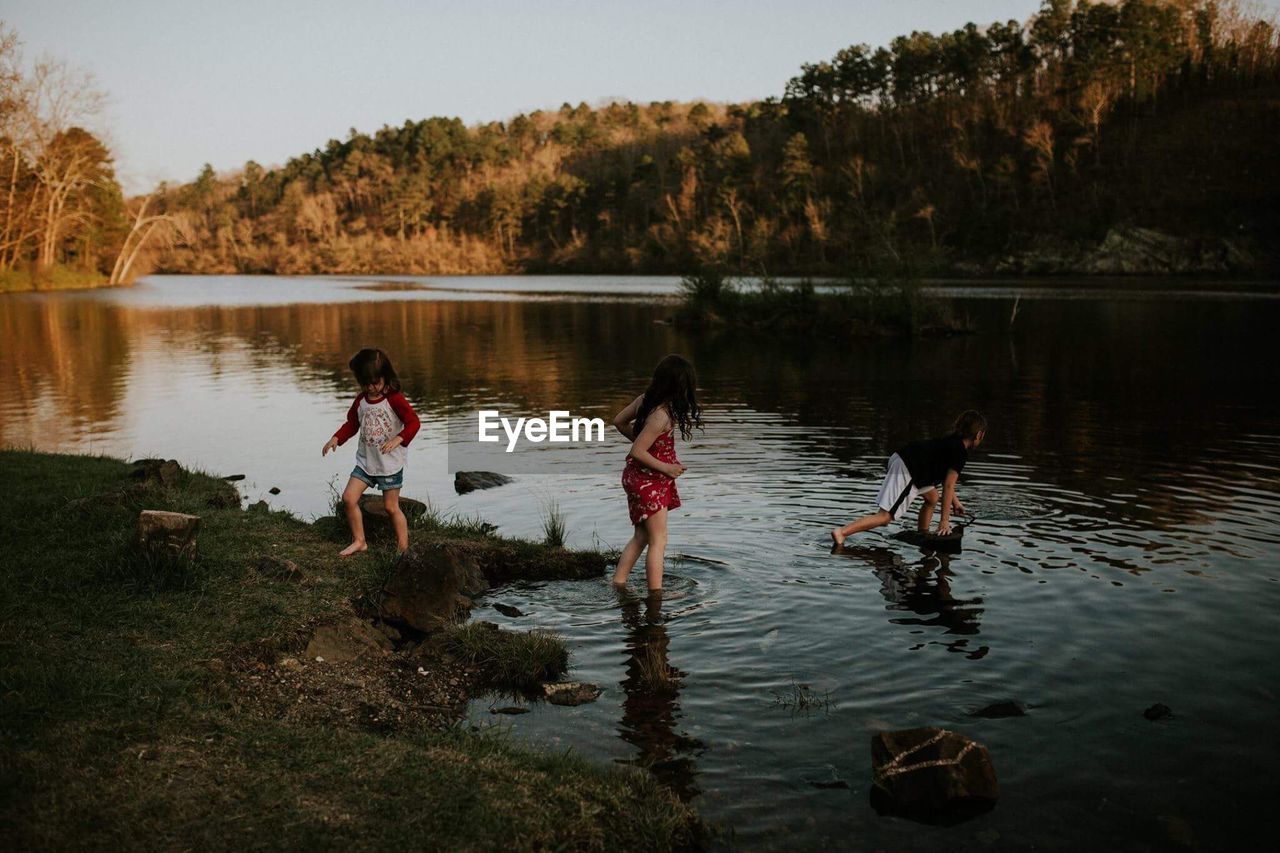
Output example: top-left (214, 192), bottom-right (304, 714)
top-left (876, 453), bottom-right (936, 520)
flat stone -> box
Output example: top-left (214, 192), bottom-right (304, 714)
top-left (542, 681), bottom-right (602, 706)
top-left (134, 510), bottom-right (201, 563)
top-left (222, 474), bottom-right (246, 482)
top-left (304, 617), bottom-right (393, 663)
top-left (493, 603), bottom-right (525, 618)
top-left (454, 471), bottom-right (513, 494)
top-left (256, 555), bottom-right (302, 581)
top-left (870, 727), bottom-right (998, 824)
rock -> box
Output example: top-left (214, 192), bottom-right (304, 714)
top-left (374, 621), bottom-right (402, 645)
top-left (268, 486), bottom-right (281, 495)
top-left (205, 483), bottom-right (241, 509)
top-left (493, 603), bottom-right (524, 618)
top-left (808, 779), bottom-right (850, 790)
top-left (357, 495), bottom-right (428, 538)
top-left (134, 510), bottom-right (201, 563)
top-left (1144, 703), bottom-right (1173, 721)
top-left (379, 541), bottom-right (489, 633)
top-left (222, 474), bottom-right (246, 482)
top-left (491, 706), bottom-right (531, 715)
top-left (131, 458), bottom-right (183, 485)
top-left (454, 471), bottom-right (513, 494)
top-left (870, 727), bottom-right (998, 824)
top-left (256, 555), bottom-right (302, 581)
top-left (542, 681), bottom-right (602, 706)
top-left (970, 700), bottom-right (1027, 719)
top-left (249, 500), bottom-right (269, 511)
top-left (304, 617), bottom-right (394, 663)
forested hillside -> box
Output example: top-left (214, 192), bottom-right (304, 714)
top-left (146, 0), bottom-right (1280, 277)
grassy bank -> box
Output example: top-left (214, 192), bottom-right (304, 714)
top-left (674, 268), bottom-right (965, 337)
top-left (0, 450), bottom-right (700, 850)
top-left (0, 265), bottom-right (117, 293)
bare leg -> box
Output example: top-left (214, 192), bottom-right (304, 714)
top-left (642, 509), bottom-right (669, 592)
top-left (612, 523), bottom-right (649, 587)
top-left (383, 488), bottom-right (409, 553)
top-left (339, 477), bottom-right (369, 557)
top-left (916, 488), bottom-right (938, 533)
top-left (831, 509), bottom-right (893, 546)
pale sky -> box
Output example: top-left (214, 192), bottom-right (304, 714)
top-left (5, 0), bottom-right (1277, 193)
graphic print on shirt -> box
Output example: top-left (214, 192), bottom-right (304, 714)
top-left (361, 403), bottom-right (396, 448)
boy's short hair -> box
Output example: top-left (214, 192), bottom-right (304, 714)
top-left (954, 410), bottom-right (987, 440)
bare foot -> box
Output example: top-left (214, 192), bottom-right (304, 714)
top-left (339, 540), bottom-right (367, 557)
top-left (830, 528), bottom-right (846, 547)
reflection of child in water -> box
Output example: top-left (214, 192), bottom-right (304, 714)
top-left (322, 348), bottom-right (420, 555)
top-left (831, 411), bottom-right (986, 547)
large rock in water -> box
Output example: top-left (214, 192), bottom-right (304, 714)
top-left (870, 727), bottom-right (998, 824)
top-left (454, 471), bottom-right (513, 494)
top-left (379, 541), bottom-right (489, 633)
top-left (358, 495), bottom-right (427, 538)
top-left (134, 510), bottom-right (201, 563)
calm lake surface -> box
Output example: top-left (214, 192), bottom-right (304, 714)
top-left (3, 274), bottom-right (1279, 849)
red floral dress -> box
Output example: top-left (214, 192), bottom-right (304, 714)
top-left (622, 429), bottom-right (682, 525)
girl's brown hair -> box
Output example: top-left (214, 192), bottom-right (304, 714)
top-left (634, 354), bottom-right (703, 441)
top-left (349, 348), bottom-right (401, 394)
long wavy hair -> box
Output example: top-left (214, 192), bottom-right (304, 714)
top-left (634, 354), bottom-right (703, 441)
top-left (349, 348), bottom-right (402, 394)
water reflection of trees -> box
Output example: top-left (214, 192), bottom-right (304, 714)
top-left (4, 292), bottom-right (1279, 533)
top-left (836, 545), bottom-right (988, 659)
top-left (614, 590), bottom-right (702, 801)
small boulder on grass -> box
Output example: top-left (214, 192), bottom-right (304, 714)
top-left (256, 555), bottom-right (302, 582)
top-left (134, 510), bottom-right (201, 564)
top-left (358, 495), bottom-right (428, 538)
top-left (380, 541), bottom-right (488, 633)
top-left (304, 617), bottom-right (394, 663)
top-left (870, 727), bottom-right (998, 824)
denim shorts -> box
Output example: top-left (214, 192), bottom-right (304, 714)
top-left (351, 465), bottom-right (404, 492)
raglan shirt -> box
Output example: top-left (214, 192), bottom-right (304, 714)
top-left (333, 391), bottom-right (421, 476)
top-left (895, 433), bottom-right (967, 488)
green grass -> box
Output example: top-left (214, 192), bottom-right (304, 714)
top-left (440, 623), bottom-right (570, 692)
top-left (541, 499), bottom-right (568, 548)
top-left (0, 450), bottom-right (701, 850)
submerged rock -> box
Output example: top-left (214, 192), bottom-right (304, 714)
top-left (870, 727), bottom-right (998, 824)
top-left (454, 471), bottom-right (513, 494)
top-left (970, 700), bottom-right (1027, 719)
top-left (1144, 703), bottom-right (1173, 721)
top-left (543, 681), bottom-right (602, 706)
top-left (493, 603), bottom-right (525, 618)
top-left (134, 510), bottom-right (201, 564)
top-left (491, 706), bottom-right (531, 715)
top-left (808, 779), bottom-right (850, 790)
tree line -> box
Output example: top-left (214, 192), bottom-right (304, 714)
top-left (5, 1), bottom-right (1279, 286)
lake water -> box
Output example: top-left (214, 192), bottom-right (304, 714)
top-left (3, 274), bottom-right (1279, 849)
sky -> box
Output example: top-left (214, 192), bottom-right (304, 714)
top-left (5, 0), bottom-right (1278, 193)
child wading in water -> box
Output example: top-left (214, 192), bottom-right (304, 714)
top-left (612, 354), bottom-right (703, 593)
top-left (322, 348), bottom-right (421, 556)
top-left (831, 410), bottom-right (987, 546)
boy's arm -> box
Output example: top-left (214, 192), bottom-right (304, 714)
top-left (938, 469), bottom-right (960, 534)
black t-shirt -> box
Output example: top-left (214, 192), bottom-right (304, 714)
top-left (895, 433), bottom-right (968, 488)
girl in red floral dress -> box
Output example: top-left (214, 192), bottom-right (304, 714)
top-left (611, 354), bottom-right (703, 592)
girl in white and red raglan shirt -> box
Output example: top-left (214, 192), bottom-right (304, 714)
top-left (322, 348), bottom-right (421, 556)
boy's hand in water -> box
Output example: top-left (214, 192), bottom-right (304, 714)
top-left (952, 496), bottom-right (967, 515)
top-left (380, 435), bottom-right (404, 454)
top-left (664, 463), bottom-right (687, 479)
top-left (938, 520), bottom-right (953, 536)
top-left (322, 436), bottom-right (338, 456)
